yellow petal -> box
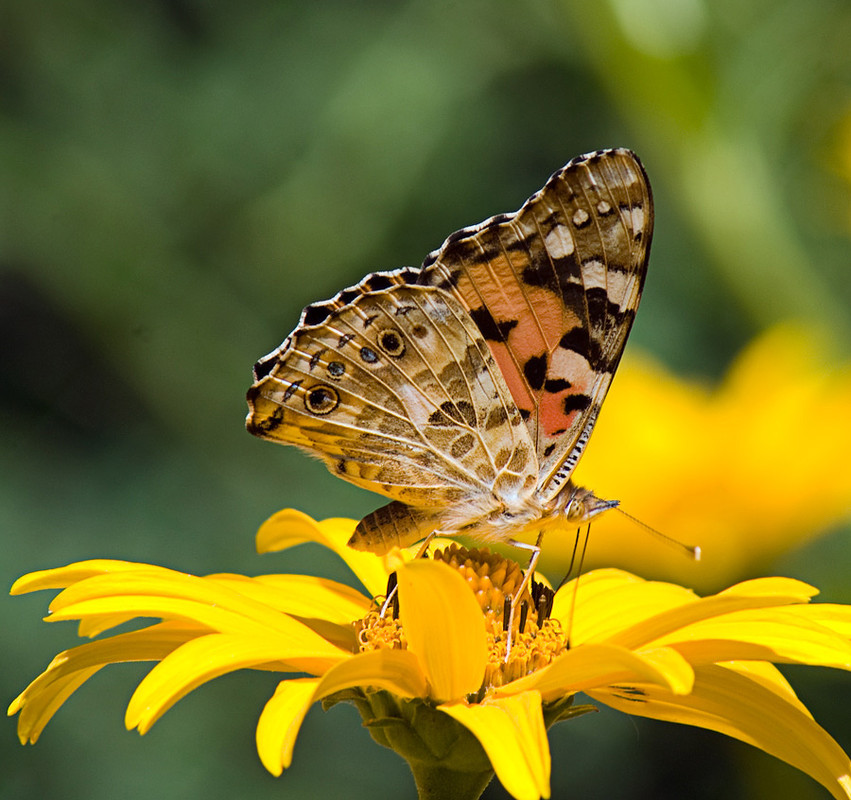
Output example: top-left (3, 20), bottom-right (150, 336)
top-left (777, 603), bottom-right (851, 639)
top-left (554, 572), bottom-right (696, 644)
top-left (11, 666), bottom-right (101, 744)
top-left (715, 576), bottom-right (819, 601)
top-left (209, 573), bottom-right (370, 623)
top-left (48, 594), bottom-right (299, 641)
top-left (589, 664), bottom-right (851, 800)
top-left (440, 691), bottom-right (550, 800)
top-left (396, 559), bottom-right (487, 701)
top-left (125, 633), bottom-right (348, 733)
top-left (552, 568), bottom-right (645, 606)
top-left (721, 661), bottom-right (812, 718)
top-left (655, 608), bottom-right (851, 668)
top-left (255, 509), bottom-right (389, 597)
top-left (603, 577), bottom-right (819, 650)
top-left (78, 612), bottom-right (151, 638)
top-left (48, 570), bottom-right (340, 643)
top-left (496, 643), bottom-right (693, 700)
top-left (256, 678), bottom-right (320, 775)
top-left (312, 649), bottom-right (428, 700)
top-left (255, 652), bottom-right (430, 776)
top-left (9, 622), bottom-right (202, 743)
top-left (10, 560), bottom-right (172, 595)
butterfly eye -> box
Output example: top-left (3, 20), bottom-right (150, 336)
top-left (377, 329), bottom-right (406, 358)
top-left (565, 497), bottom-right (586, 522)
top-left (304, 385), bottom-right (340, 415)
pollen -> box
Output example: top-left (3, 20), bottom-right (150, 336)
top-left (485, 617), bottom-right (567, 687)
top-left (433, 544), bottom-right (526, 620)
top-left (356, 544), bottom-right (568, 689)
top-left (357, 608), bottom-right (407, 651)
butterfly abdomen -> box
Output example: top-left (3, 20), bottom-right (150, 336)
top-left (348, 501), bottom-right (440, 555)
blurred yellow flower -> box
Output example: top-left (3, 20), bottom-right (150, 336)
top-left (557, 323), bottom-right (851, 590)
top-left (10, 510), bottom-right (851, 800)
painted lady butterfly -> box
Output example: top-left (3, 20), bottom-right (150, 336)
top-left (247, 149), bottom-right (652, 573)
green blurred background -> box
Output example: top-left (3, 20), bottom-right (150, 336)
top-left (3, 2), bottom-right (850, 798)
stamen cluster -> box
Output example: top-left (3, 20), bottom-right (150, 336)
top-left (356, 544), bottom-right (568, 689)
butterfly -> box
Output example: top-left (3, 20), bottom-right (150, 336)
top-left (246, 148), bottom-right (652, 579)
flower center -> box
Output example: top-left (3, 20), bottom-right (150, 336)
top-left (356, 544), bottom-right (568, 690)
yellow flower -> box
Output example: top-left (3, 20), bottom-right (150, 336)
top-left (563, 323), bottom-right (851, 590)
top-left (10, 510), bottom-right (851, 800)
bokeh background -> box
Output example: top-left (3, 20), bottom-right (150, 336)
top-left (3, 2), bottom-right (850, 799)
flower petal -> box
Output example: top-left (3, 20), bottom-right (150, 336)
top-left (602, 577), bottom-right (819, 650)
top-left (47, 570), bottom-right (344, 645)
top-left (589, 664), bottom-right (851, 800)
top-left (553, 571), bottom-right (696, 644)
top-left (11, 666), bottom-right (101, 744)
top-left (256, 509), bottom-right (389, 597)
top-left (312, 649), bottom-right (428, 700)
top-left (781, 603), bottom-right (851, 638)
top-left (77, 613), bottom-right (152, 638)
top-left (255, 651), bottom-right (429, 776)
top-left (9, 622), bottom-right (203, 742)
top-left (716, 576), bottom-right (820, 601)
top-left (125, 633), bottom-right (348, 733)
top-left (396, 559), bottom-right (487, 701)
top-left (256, 678), bottom-right (320, 775)
top-left (209, 573), bottom-right (370, 623)
top-left (10, 560), bottom-right (176, 595)
top-left (655, 607), bottom-right (851, 668)
top-left (440, 691), bottom-right (550, 800)
top-left (721, 661), bottom-right (812, 717)
top-left (496, 643), bottom-right (693, 701)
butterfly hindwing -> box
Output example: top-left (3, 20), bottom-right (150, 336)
top-left (417, 148), bottom-right (653, 499)
top-left (247, 149), bottom-right (653, 555)
top-left (247, 284), bottom-right (537, 509)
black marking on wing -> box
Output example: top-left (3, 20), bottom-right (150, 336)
top-left (470, 306), bottom-right (519, 342)
top-left (523, 354), bottom-right (548, 392)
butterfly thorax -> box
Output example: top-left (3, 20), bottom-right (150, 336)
top-left (439, 480), bottom-right (618, 545)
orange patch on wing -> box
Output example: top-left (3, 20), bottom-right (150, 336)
top-left (539, 392), bottom-right (582, 438)
top-left (487, 340), bottom-right (534, 412)
top-left (504, 288), bottom-right (576, 350)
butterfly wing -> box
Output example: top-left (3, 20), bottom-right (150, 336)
top-left (417, 148), bottom-right (653, 501)
top-left (247, 284), bottom-right (537, 509)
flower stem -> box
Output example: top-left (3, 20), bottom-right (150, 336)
top-left (407, 761), bottom-right (494, 800)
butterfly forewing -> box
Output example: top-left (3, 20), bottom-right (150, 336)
top-left (247, 285), bottom-right (537, 509)
top-left (417, 149), bottom-right (652, 499)
top-left (247, 148), bottom-right (653, 551)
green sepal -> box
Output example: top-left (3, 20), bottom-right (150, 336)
top-left (543, 694), bottom-right (598, 727)
top-left (323, 688), bottom-right (494, 800)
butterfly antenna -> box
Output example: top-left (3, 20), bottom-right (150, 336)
top-left (556, 526), bottom-right (583, 592)
top-left (562, 524), bottom-right (591, 648)
top-left (614, 507), bottom-right (701, 561)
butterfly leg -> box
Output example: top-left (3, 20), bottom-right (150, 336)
top-left (503, 532), bottom-right (544, 660)
top-left (379, 530), bottom-right (440, 618)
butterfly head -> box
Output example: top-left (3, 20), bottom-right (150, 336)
top-left (559, 483), bottom-right (619, 525)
